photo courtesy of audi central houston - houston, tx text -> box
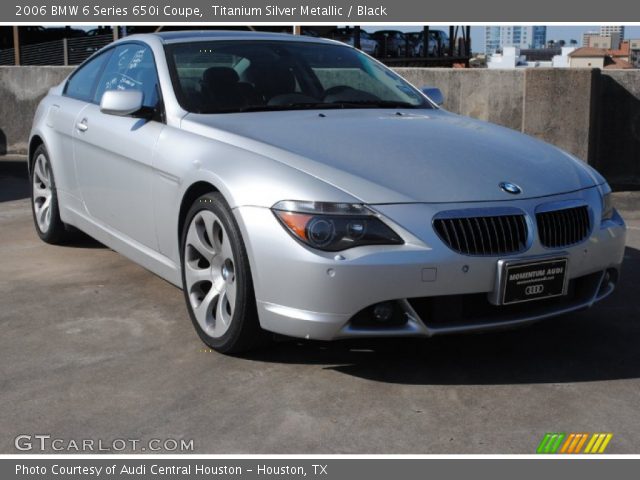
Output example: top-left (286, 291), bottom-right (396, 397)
top-left (1, 3), bottom-right (640, 474)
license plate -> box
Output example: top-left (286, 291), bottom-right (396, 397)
top-left (500, 258), bottom-right (568, 305)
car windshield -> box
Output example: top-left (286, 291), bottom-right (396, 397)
top-left (165, 40), bottom-right (430, 114)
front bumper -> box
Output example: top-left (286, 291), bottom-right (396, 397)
top-left (234, 187), bottom-right (626, 340)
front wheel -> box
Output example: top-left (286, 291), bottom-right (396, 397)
top-left (180, 192), bottom-right (268, 353)
top-left (30, 145), bottom-right (72, 244)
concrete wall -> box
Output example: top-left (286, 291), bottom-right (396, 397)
top-left (0, 66), bottom-right (73, 155)
top-left (521, 68), bottom-right (597, 164)
top-left (595, 71), bottom-right (640, 185)
top-left (0, 65), bottom-right (638, 186)
top-left (396, 68), bottom-right (525, 131)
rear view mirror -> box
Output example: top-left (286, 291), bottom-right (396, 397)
top-left (421, 86), bottom-right (444, 106)
top-left (100, 90), bottom-right (144, 116)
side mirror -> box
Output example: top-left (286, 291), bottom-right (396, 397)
top-left (100, 90), bottom-right (144, 116)
top-left (421, 86), bottom-right (444, 106)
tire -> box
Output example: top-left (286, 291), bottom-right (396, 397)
top-left (30, 144), bottom-right (72, 244)
top-left (180, 192), bottom-right (268, 353)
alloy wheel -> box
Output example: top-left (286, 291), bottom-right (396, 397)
top-left (184, 210), bottom-right (237, 338)
top-left (32, 153), bottom-right (53, 233)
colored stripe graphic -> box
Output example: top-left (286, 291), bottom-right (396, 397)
top-left (560, 433), bottom-right (576, 453)
top-left (539, 433), bottom-right (613, 454)
top-left (559, 433), bottom-right (589, 453)
top-left (537, 433), bottom-right (566, 454)
top-left (574, 433), bottom-right (590, 453)
top-left (585, 433), bottom-right (613, 454)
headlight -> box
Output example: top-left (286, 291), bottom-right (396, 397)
top-left (601, 184), bottom-right (614, 221)
top-left (272, 200), bottom-right (403, 251)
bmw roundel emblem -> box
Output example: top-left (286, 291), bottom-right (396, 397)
top-left (499, 182), bottom-right (522, 195)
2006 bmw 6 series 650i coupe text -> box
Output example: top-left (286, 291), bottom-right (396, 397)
top-left (29, 31), bottom-right (626, 352)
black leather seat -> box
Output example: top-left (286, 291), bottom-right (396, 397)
top-left (200, 67), bottom-right (252, 111)
top-left (243, 64), bottom-right (299, 104)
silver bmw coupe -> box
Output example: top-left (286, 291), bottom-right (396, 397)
top-left (29, 31), bottom-right (626, 352)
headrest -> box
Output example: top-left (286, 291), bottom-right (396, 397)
top-left (202, 67), bottom-right (240, 86)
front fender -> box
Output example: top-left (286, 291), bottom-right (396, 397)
top-left (151, 125), bottom-right (358, 267)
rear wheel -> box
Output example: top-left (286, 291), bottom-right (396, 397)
top-left (181, 192), bottom-right (268, 353)
top-left (30, 145), bottom-right (72, 244)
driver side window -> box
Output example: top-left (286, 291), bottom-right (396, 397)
top-left (93, 44), bottom-right (160, 109)
top-left (64, 50), bottom-right (112, 102)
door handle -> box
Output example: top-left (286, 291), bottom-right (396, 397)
top-left (76, 119), bottom-right (88, 132)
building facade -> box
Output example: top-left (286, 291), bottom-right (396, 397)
top-left (485, 26), bottom-right (547, 54)
top-left (583, 27), bottom-right (625, 48)
top-left (631, 39), bottom-right (640, 68)
top-left (599, 26), bottom-right (625, 39)
top-left (569, 48), bottom-right (607, 68)
top-left (586, 33), bottom-right (621, 49)
top-left (582, 32), bottom-right (598, 46)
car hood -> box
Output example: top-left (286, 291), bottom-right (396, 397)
top-left (182, 109), bottom-right (602, 204)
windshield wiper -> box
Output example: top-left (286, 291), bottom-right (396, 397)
top-left (327, 100), bottom-right (422, 109)
top-left (199, 100), bottom-right (423, 114)
top-left (237, 103), bottom-right (346, 112)
top-left (201, 103), bottom-right (345, 114)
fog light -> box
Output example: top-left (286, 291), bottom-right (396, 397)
top-left (604, 268), bottom-right (618, 286)
top-left (373, 302), bottom-right (395, 322)
top-left (350, 302), bottom-right (407, 329)
top-left (598, 268), bottom-right (619, 297)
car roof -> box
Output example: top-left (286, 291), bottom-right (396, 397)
top-left (137, 30), bottom-right (339, 46)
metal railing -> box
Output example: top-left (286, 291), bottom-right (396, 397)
top-left (0, 48), bottom-right (13, 65)
top-left (0, 34), bottom-right (113, 66)
top-left (20, 39), bottom-right (65, 65)
top-left (67, 35), bottom-right (113, 64)
top-left (0, 31), bottom-right (471, 67)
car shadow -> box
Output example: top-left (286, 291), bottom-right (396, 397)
top-left (0, 156), bottom-right (107, 249)
top-left (60, 229), bottom-right (108, 249)
top-left (244, 245), bottom-right (640, 386)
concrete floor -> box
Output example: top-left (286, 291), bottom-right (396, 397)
top-left (1, 157), bottom-right (640, 454)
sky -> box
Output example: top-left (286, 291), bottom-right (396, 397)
top-left (478, 25), bottom-right (640, 50)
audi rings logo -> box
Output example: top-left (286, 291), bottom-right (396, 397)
top-left (525, 284), bottom-right (545, 295)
